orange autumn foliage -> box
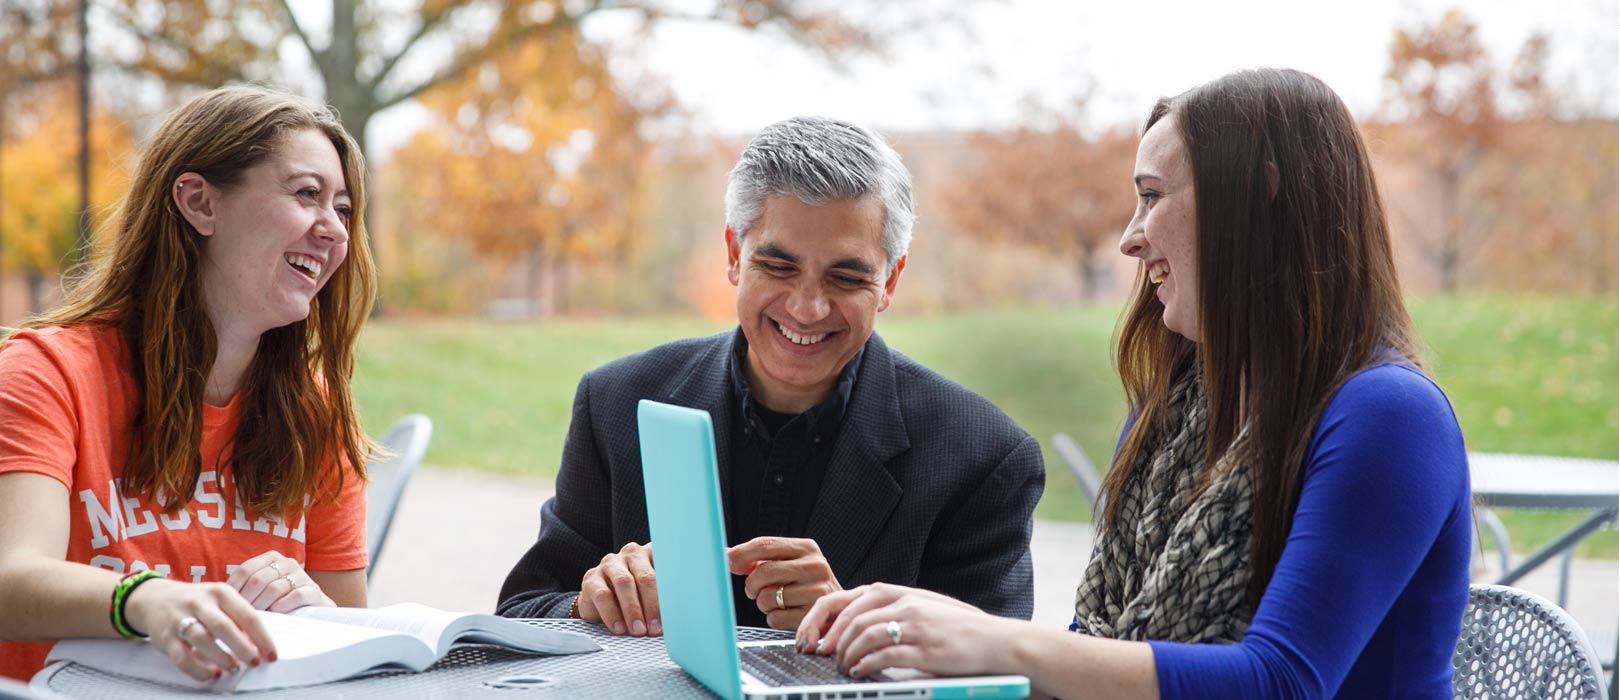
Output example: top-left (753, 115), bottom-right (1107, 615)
top-left (0, 85), bottom-right (133, 279)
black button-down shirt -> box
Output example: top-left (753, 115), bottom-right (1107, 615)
top-left (725, 330), bottom-right (862, 626)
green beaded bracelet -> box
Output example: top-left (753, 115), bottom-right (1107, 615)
top-left (109, 570), bottom-right (165, 639)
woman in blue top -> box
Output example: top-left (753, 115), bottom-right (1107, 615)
top-left (792, 68), bottom-right (1471, 699)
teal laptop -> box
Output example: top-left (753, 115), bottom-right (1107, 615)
top-left (636, 400), bottom-right (1030, 700)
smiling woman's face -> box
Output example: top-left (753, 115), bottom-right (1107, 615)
top-left (194, 128), bottom-right (352, 336)
top-left (1118, 114), bottom-right (1200, 342)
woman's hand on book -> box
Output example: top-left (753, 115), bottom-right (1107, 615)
top-left (123, 578), bottom-right (276, 681)
top-left (228, 551), bottom-right (336, 613)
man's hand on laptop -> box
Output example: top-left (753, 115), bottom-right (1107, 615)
top-left (728, 536), bottom-right (844, 630)
top-left (578, 542), bottom-right (662, 637)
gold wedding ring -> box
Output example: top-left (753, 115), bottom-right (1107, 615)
top-left (775, 586), bottom-right (786, 610)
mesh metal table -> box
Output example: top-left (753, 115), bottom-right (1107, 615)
top-left (1469, 453), bottom-right (1619, 586)
top-left (32, 620), bottom-right (793, 699)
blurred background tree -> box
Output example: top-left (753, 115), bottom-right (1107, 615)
top-left (0, 0), bottom-right (1612, 580)
top-left (382, 30), bottom-right (664, 315)
top-left (0, 0), bottom-right (933, 317)
top-left (77, 0), bottom-right (882, 154)
top-left (2, 2), bottom-right (1609, 319)
top-left (1375, 9), bottom-right (1615, 294)
top-left (0, 86), bottom-right (131, 315)
top-left (942, 104), bottom-right (1137, 301)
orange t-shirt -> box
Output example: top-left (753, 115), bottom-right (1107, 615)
top-left (0, 324), bottom-right (367, 680)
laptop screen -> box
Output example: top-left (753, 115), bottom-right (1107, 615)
top-left (637, 400), bottom-right (745, 700)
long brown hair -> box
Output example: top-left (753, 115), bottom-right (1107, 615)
top-left (29, 85), bottom-right (376, 518)
top-left (1105, 68), bottom-right (1420, 607)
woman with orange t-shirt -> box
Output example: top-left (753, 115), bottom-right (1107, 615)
top-left (0, 86), bottom-right (376, 682)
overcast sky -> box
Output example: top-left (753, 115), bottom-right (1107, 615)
top-left (363, 0), bottom-right (1619, 157)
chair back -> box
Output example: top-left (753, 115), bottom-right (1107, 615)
top-left (1051, 432), bottom-right (1103, 514)
top-left (1454, 583), bottom-right (1608, 700)
top-left (365, 414), bottom-right (433, 581)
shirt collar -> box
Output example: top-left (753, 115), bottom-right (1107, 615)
top-left (729, 326), bottom-right (863, 443)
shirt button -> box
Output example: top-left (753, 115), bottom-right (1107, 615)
top-left (772, 474), bottom-right (785, 486)
top-left (812, 436), bottom-right (822, 444)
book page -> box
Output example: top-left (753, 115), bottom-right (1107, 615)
top-left (294, 602), bottom-right (458, 650)
top-left (433, 613), bottom-right (602, 655)
top-left (237, 614), bottom-right (432, 690)
top-left (45, 611), bottom-right (432, 692)
top-left (293, 603), bottom-right (600, 656)
top-left (260, 611), bottom-right (422, 660)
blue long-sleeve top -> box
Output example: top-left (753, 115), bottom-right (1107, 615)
top-left (1095, 362), bottom-right (1472, 698)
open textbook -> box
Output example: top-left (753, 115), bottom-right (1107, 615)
top-left (45, 602), bottom-right (601, 692)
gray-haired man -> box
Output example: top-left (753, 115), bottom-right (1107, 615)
top-left (497, 117), bottom-right (1045, 635)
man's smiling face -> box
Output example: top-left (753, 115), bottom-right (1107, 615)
top-left (727, 194), bottom-right (903, 413)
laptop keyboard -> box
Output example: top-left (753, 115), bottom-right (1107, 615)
top-left (740, 644), bottom-right (890, 686)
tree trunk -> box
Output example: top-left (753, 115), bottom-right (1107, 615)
top-left (1077, 244), bottom-right (1113, 302)
top-left (25, 268), bottom-right (46, 315)
top-left (317, 0), bottom-right (367, 141)
top-left (523, 244), bottom-right (539, 319)
top-left (1437, 168), bottom-right (1462, 293)
top-left (317, 0), bottom-right (383, 309)
top-left (76, 0), bottom-right (91, 265)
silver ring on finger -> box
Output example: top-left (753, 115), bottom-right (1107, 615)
top-left (886, 620), bottom-right (902, 646)
top-left (269, 561), bottom-right (284, 577)
top-left (177, 616), bottom-right (201, 641)
top-left (775, 586), bottom-right (786, 611)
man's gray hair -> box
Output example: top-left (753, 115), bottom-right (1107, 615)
top-left (724, 116), bottom-right (915, 268)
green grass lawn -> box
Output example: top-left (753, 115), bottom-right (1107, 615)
top-left (354, 294), bottom-right (1617, 557)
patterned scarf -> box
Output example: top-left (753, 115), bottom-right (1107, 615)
top-left (1073, 368), bottom-right (1256, 643)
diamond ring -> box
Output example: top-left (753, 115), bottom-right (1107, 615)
top-left (885, 620), bottom-right (902, 646)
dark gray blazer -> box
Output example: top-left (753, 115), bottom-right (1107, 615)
top-left (496, 330), bottom-right (1045, 620)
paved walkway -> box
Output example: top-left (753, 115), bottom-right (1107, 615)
top-left (372, 466), bottom-right (1618, 640)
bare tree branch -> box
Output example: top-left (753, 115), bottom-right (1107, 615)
top-left (375, 4), bottom-right (595, 111)
top-left (95, 5), bottom-right (246, 86)
top-left (375, 35), bottom-right (518, 109)
top-left (367, 5), bottom-right (454, 92)
top-left (277, 0), bottom-right (320, 61)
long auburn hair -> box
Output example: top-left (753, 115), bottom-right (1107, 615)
top-left (27, 86), bottom-right (376, 518)
top-left (1104, 68), bottom-right (1420, 607)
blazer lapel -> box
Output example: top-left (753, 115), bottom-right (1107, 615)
top-left (663, 330), bottom-right (740, 512)
top-left (805, 333), bottom-right (910, 582)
